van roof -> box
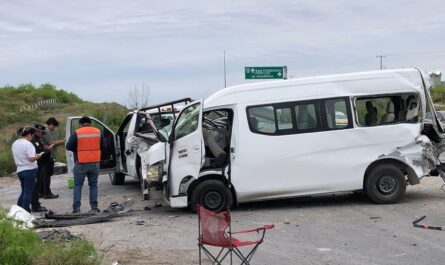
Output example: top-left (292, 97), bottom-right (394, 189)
top-left (204, 68), bottom-right (430, 108)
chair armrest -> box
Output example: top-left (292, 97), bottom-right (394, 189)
top-left (230, 224), bottom-right (275, 234)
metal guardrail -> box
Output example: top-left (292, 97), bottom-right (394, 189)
top-left (20, 99), bottom-right (56, 112)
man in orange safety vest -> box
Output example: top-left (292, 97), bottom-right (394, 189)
top-left (66, 116), bottom-right (105, 213)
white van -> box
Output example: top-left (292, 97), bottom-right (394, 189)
top-left (68, 69), bottom-right (445, 211)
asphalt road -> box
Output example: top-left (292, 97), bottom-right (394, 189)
top-left (1, 174), bottom-right (444, 265)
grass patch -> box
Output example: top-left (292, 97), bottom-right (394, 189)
top-left (0, 209), bottom-right (102, 265)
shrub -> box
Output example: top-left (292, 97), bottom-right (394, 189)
top-left (0, 209), bottom-right (42, 265)
top-left (0, 209), bottom-right (102, 265)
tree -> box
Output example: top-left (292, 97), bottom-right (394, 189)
top-left (128, 83), bottom-right (150, 109)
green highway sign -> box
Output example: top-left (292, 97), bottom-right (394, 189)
top-left (245, 66), bottom-right (287, 79)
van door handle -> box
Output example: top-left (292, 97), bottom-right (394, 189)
top-left (192, 145), bottom-right (200, 152)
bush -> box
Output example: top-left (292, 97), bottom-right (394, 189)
top-left (0, 133), bottom-right (18, 177)
top-left (34, 239), bottom-right (102, 265)
top-left (0, 209), bottom-right (102, 265)
top-left (0, 209), bottom-right (42, 265)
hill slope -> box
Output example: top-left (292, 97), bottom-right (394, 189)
top-left (0, 84), bottom-right (128, 176)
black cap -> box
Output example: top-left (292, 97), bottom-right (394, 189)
top-left (34, 123), bottom-right (46, 131)
top-left (79, 116), bottom-right (92, 125)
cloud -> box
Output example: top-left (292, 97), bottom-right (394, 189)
top-left (0, 0), bottom-right (444, 105)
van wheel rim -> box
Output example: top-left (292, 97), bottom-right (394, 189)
top-left (378, 176), bottom-right (397, 195)
top-left (203, 191), bottom-right (223, 210)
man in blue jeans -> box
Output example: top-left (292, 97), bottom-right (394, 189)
top-left (66, 116), bottom-right (105, 213)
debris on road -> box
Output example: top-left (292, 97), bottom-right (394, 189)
top-left (317, 248), bottom-right (331, 252)
top-left (412, 215), bottom-right (443, 231)
top-left (37, 229), bottom-right (78, 242)
top-left (284, 219), bottom-right (290, 224)
top-left (44, 210), bottom-right (97, 219)
top-left (7, 204), bottom-right (35, 228)
top-left (33, 199), bottom-right (134, 228)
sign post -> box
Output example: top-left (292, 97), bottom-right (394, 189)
top-left (245, 66), bottom-right (287, 80)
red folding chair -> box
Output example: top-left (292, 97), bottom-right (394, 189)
top-left (197, 204), bottom-right (274, 265)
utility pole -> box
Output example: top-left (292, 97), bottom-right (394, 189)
top-left (376, 55), bottom-right (386, 70)
top-left (224, 50), bottom-right (227, 88)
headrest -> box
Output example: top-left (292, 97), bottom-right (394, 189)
top-left (387, 102), bottom-right (395, 113)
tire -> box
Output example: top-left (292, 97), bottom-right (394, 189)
top-left (365, 164), bottom-right (406, 204)
top-left (109, 172), bottom-right (125, 185)
top-left (141, 179), bottom-right (149, 200)
top-left (190, 180), bottom-right (233, 212)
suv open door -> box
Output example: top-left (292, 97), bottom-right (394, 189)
top-left (66, 117), bottom-right (118, 178)
top-left (166, 100), bottom-right (204, 207)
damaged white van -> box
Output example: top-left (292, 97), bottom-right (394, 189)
top-left (66, 98), bottom-right (191, 199)
top-left (68, 68), bottom-right (445, 212)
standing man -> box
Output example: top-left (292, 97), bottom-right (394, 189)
top-left (66, 116), bottom-right (103, 213)
top-left (31, 124), bottom-right (49, 212)
top-left (42, 117), bottom-right (65, 199)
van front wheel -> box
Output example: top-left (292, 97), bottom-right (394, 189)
top-left (365, 164), bottom-right (406, 204)
top-left (191, 180), bottom-right (233, 212)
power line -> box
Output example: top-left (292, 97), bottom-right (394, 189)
top-left (383, 51), bottom-right (445, 57)
top-left (376, 51), bottom-right (445, 70)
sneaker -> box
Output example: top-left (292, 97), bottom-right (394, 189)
top-left (44, 194), bottom-right (59, 199)
top-left (32, 206), bottom-right (48, 212)
top-left (89, 208), bottom-right (101, 214)
top-left (72, 209), bottom-right (81, 214)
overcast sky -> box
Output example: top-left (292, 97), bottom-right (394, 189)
top-left (1, 0), bottom-right (444, 106)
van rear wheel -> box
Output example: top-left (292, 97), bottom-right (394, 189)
top-left (365, 164), bottom-right (406, 204)
top-left (191, 180), bottom-right (233, 212)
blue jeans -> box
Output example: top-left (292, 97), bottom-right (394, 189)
top-left (73, 162), bottom-right (99, 211)
top-left (17, 169), bottom-right (37, 212)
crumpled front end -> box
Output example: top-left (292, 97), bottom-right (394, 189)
top-left (378, 135), bottom-right (443, 185)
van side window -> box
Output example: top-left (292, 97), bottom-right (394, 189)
top-left (355, 94), bottom-right (419, 126)
top-left (276, 107), bottom-right (293, 130)
top-left (295, 103), bottom-right (317, 130)
top-left (323, 98), bottom-right (351, 129)
top-left (247, 106), bottom-right (276, 134)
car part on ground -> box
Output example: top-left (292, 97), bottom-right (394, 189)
top-left (33, 199), bottom-right (134, 228)
top-left (413, 215), bottom-right (443, 231)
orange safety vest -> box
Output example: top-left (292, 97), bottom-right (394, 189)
top-left (76, 126), bottom-right (101, 163)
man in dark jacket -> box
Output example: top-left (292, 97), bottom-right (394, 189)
top-left (31, 124), bottom-right (49, 212)
top-left (41, 117), bottom-right (65, 199)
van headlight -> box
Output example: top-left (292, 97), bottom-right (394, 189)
top-left (147, 164), bottom-right (163, 182)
